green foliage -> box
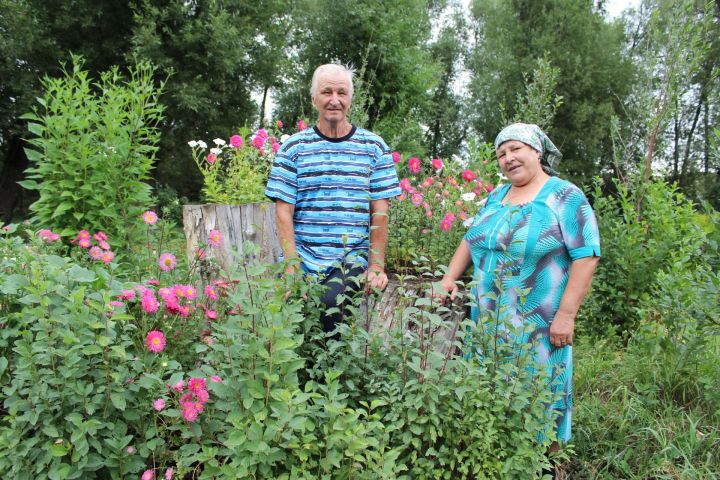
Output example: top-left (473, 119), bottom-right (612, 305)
top-left (20, 59), bottom-right (164, 250)
top-left (583, 177), bottom-right (711, 336)
top-left (503, 55), bottom-right (563, 132)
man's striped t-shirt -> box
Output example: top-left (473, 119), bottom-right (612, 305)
top-left (265, 125), bottom-right (401, 275)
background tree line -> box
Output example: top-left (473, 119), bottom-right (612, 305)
top-left (1, 0), bottom-right (718, 222)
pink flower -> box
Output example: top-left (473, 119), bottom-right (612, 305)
top-left (206, 153), bottom-right (216, 164)
top-left (229, 134), bottom-right (243, 148)
top-left (208, 230), bottom-right (222, 248)
top-left (181, 403), bottom-right (198, 422)
top-left (78, 238), bottom-right (91, 249)
top-left (399, 178), bottom-right (413, 192)
top-left (392, 151), bottom-right (401, 164)
top-left (183, 285), bottom-right (198, 300)
top-left (38, 229), bottom-right (61, 243)
top-left (210, 375), bottom-right (222, 383)
top-left (109, 300), bottom-right (124, 308)
top-left (119, 289), bottom-right (136, 301)
top-left (142, 469), bottom-right (155, 480)
top-left (257, 128), bottom-right (269, 139)
top-left (485, 184), bottom-right (494, 193)
top-left (297, 119), bottom-right (308, 131)
top-left (143, 211), bottom-right (158, 225)
top-left (99, 240), bottom-right (111, 250)
top-left (141, 292), bottom-right (159, 314)
top-left (164, 468), bottom-right (174, 480)
top-left (101, 251), bottom-right (114, 264)
top-left (443, 212), bottom-right (456, 222)
top-left (397, 193), bottom-right (407, 201)
top-left (431, 158), bottom-right (444, 170)
top-left (462, 169), bottom-right (476, 182)
top-left (158, 287), bottom-right (174, 301)
top-left (204, 308), bottom-right (218, 320)
top-left (172, 380), bottom-right (185, 392)
top-left (145, 330), bottom-right (166, 353)
top-left (252, 135), bottom-right (265, 150)
top-left (196, 389), bottom-right (210, 404)
top-left (93, 231), bottom-right (107, 242)
top-left (411, 193), bottom-right (423, 206)
top-left (196, 247), bottom-right (206, 259)
top-left (202, 335), bottom-right (215, 345)
top-left (126, 446), bottom-right (136, 454)
top-left (204, 285), bottom-right (218, 301)
top-left (440, 220), bottom-right (453, 232)
top-left (89, 246), bottom-right (103, 260)
top-left (153, 398), bottom-right (166, 411)
top-left (271, 138), bottom-right (280, 154)
top-left (173, 285), bottom-right (186, 298)
top-left (188, 377), bottom-right (206, 394)
top-left (77, 230), bottom-right (90, 240)
top-left (458, 211), bottom-right (468, 220)
top-left (276, 120), bottom-right (284, 128)
top-left (146, 279), bottom-right (160, 286)
top-left (158, 253), bottom-right (177, 271)
top-left (408, 157), bottom-right (421, 174)
top-left (425, 210), bottom-right (433, 218)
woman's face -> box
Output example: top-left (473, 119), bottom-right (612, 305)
top-left (496, 140), bottom-right (543, 186)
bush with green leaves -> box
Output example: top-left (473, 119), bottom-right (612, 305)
top-left (20, 57), bottom-right (165, 251)
top-left (1, 216), bottom-right (559, 479)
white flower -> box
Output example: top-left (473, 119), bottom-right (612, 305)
top-left (461, 192), bottom-right (477, 202)
top-left (188, 140), bottom-right (198, 148)
top-left (280, 134), bottom-right (290, 143)
top-left (213, 138), bottom-right (226, 146)
top-left (463, 217), bottom-right (474, 228)
top-left (210, 147), bottom-right (222, 155)
top-left (197, 140), bottom-right (208, 149)
top-left (496, 173), bottom-right (507, 180)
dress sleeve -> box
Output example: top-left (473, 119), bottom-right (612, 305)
top-left (557, 184), bottom-right (601, 260)
top-left (369, 137), bottom-right (401, 200)
top-left (264, 143), bottom-right (297, 205)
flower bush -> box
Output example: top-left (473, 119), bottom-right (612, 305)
top-left (190, 120), bottom-right (307, 205)
top-left (387, 149), bottom-right (502, 273)
top-left (0, 210), bottom-right (557, 479)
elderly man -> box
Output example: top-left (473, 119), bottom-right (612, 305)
top-left (265, 63), bottom-right (401, 333)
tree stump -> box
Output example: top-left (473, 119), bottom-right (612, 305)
top-left (182, 203), bottom-right (280, 276)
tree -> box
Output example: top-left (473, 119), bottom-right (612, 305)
top-left (466, 0), bottom-right (635, 184)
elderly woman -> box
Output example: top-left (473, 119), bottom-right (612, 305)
top-left (438, 123), bottom-right (600, 451)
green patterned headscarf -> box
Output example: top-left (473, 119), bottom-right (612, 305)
top-left (494, 123), bottom-right (562, 176)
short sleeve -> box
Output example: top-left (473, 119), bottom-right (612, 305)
top-left (556, 185), bottom-right (601, 260)
top-left (369, 138), bottom-right (401, 200)
top-left (264, 142), bottom-right (297, 205)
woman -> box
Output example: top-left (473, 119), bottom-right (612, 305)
top-left (438, 123), bottom-right (600, 450)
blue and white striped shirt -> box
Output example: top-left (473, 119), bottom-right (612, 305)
top-left (265, 125), bottom-right (401, 275)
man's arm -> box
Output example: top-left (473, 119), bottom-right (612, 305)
top-left (367, 198), bottom-right (390, 290)
top-left (275, 199), bottom-right (298, 274)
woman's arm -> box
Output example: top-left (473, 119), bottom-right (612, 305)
top-left (549, 256), bottom-right (600, 347)
top-left (436, 240), bottom-right (473, 300)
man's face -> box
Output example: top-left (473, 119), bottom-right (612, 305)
top-left (312, 71), bottom-right (352, 125)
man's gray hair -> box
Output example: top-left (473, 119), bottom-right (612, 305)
top-left (310, 63), bottom-right (355, 98)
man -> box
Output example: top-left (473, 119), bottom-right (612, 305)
top-left (264, 63), bottom-right (401, 333)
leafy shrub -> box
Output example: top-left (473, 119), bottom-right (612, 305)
top-left (20, 58), bottom-right (164, 251)
top-left (0, 217), bottom-right (557, 479)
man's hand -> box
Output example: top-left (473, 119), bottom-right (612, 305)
top-left (549, 311), bottom-right (575, 347)
top-left (365, 265), bottom-right (389, 292)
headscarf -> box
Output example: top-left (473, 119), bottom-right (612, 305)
top-left (494, 123), bottom-right (562, 176)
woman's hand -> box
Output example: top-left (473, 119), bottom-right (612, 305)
top-left (433, 276), bottom-right (459, 302)
top-left (549, 311), bottom-right (575, 347)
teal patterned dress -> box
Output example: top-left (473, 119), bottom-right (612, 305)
top-left (464, 176), bottom-right (601, 442)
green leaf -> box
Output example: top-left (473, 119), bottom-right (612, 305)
top-left (110, 393), bottom-right (126, 411)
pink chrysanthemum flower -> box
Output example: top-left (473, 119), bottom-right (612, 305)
top-left (188, 377), bottom-right (206, 394)
top-left (408, 157), bottom-right (421, 174)
top-left (440, 220), bottom-right (453, 232)
top-left (38, 229), bottom-right (61, 243)
top-left (196, 247), bottom-right (206, 259)
top-left (109, 300), bottom-right (124, 308)
top-left (165, 468), bottom-right (174, 480)
top-left (196, 388), bottom-right (210, 404)
top-left (172, 380), bottom-right (185, 392)
top-left (119, 289), bottom-right (136, 301)
top-left (207, 230), bottom-right (222, 248)
top-left (425, 210), bottom-right (433, 218)
top-left (297, 119), bottom-right (308, 131)
top-left (141, 292), bottom-right (159, 314)
top-left (392, 151), bottom-right (401, 164)
top-left (397, 193), bottom-right (407, 201)
top-left (271, 138), bottom-right (280, 154)
top-left (145, 330), bottom-right (166, 353)
top-left (204, 285), bottom-right (218, 301)
top-left (158, 253), bottom-right (177, 271)
top-left (142, 469), bottom-right (155, 480)
top-left (229, 134), bottom-right (243, 148)
top-left (143, 211), bottom-right (158, 225)
top-left (210, 375), bottom-right (222, 383)
top-left (101, 251), bottom-right (114, 264)
top-left (153, 398), bottom-right (166, 411)
top-left (77, 230), bottom-right (91, 240)
top-left (462, 169), bottom-right (476, 182)
top-left (181, 402), bottom-right (198, 422)
top-left (146, 279), bottom-right (160, 286)
top-left (206, 153), bottom-right (216, 164)
top-left (399, 178), bottom-right (413, 192)
top-left (411, 193), bottom-right (423, 206)
top-left (89, 246), bottom-right (103, 260)
top-left (173, 285), bottom-right (186, 298)
top-left (98, 240), bottom-right (111, 250)
top-left (183, 285), bottom-right (197, 300)
top-left (78, 238), bottom-right (91, 249)
top-left (485, 183), bottom-right (494, 193)
top-left (93, 231), bottom-right (107, 242)
top-left (276, 120), bottom-right (284, 128)
top-left (204, 308), bottom-right (218, 320)
top-left (431, 158), bottom-right (444, 170)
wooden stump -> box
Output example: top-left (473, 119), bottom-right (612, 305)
top-left (182, 203), bottom-right (280, 275)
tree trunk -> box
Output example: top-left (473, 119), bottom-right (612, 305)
top-left (182, 203), bottom-right (281, 277)
top-left (680, 96), bottom-right (703, 186)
